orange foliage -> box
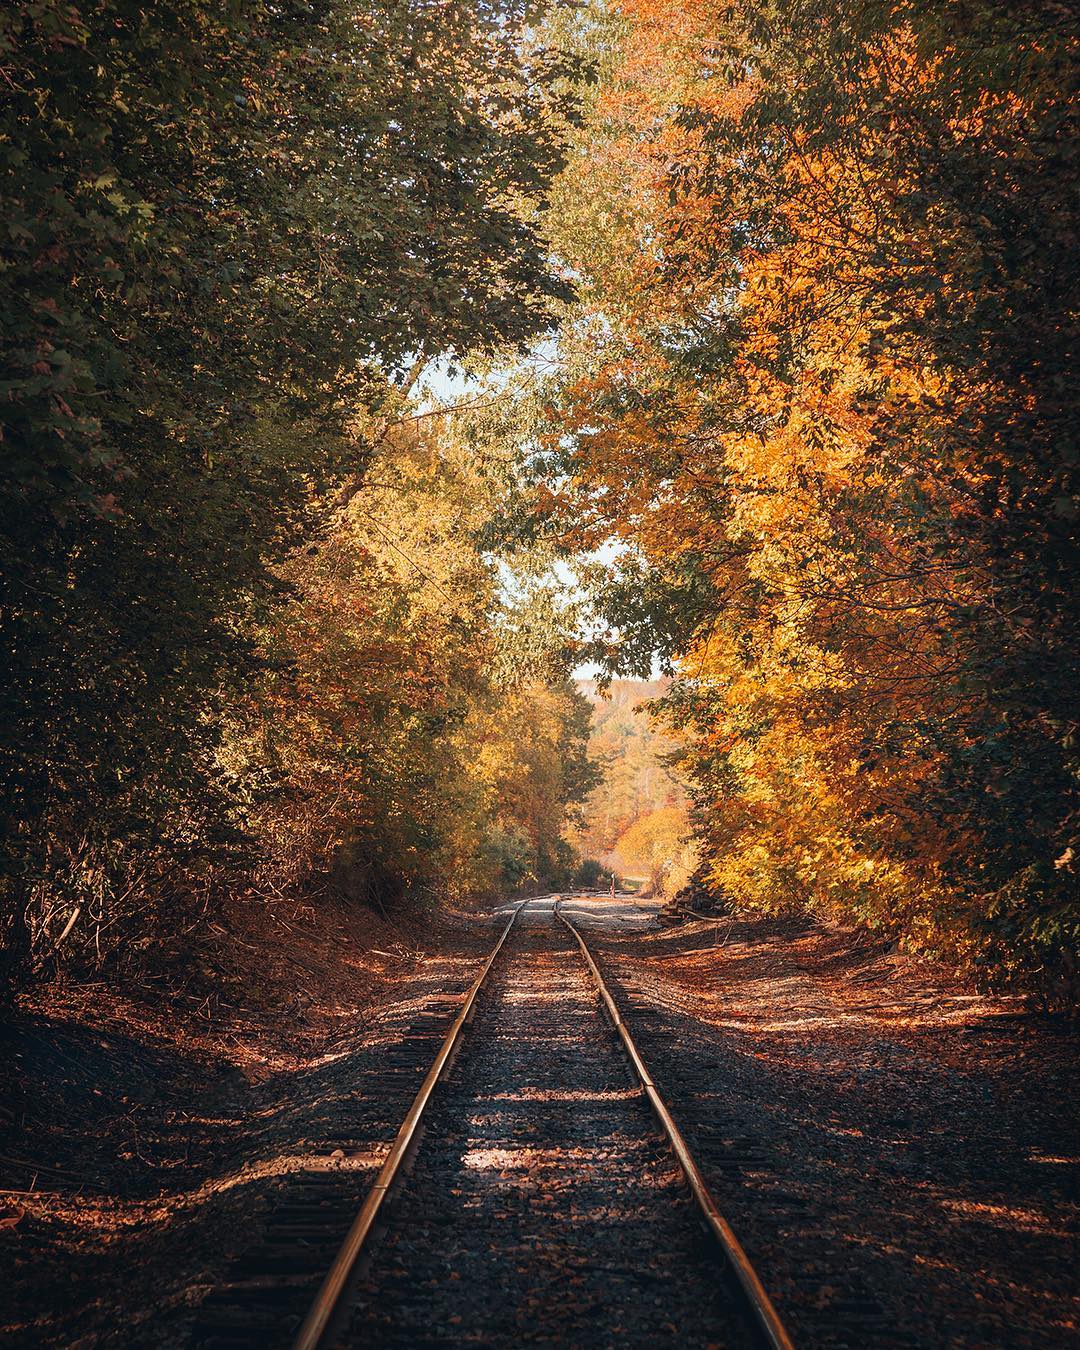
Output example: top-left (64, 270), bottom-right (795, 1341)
top-left (541, 0), bottom-right (1078, 994)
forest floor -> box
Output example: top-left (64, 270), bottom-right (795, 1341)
top-left (1, 890), bottom-right (499, 1347)
top-left (2, 893), bottom-right (1077, 1347)
top-left (575, 897), bottom-right (1079, 1347)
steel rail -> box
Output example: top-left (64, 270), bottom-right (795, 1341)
top-left (555, 899), bottom-right (796, 1350)
top-left (291, 900), bottom-right (527, 1350)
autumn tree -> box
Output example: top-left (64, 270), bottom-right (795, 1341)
top-left (569, 679), bottom-right (687, 861)
top-left (526, 0), bottom-right (1078, 997)
top-left (240, 409), bottom-right (596, 914)
top-left (0, 0), bottom-right (578, 980)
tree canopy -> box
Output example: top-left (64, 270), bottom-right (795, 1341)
top-left (1, 0), bottom-right (1076, 1005)
top-left (0, 0), bottom-right (586, 979)
top-left (519, 0), bottom-right (1078, 998)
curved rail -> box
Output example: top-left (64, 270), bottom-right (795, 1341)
top-left (555, 899), bottom-right (795, 1350)
top-left (292, 900), bottom-right (526, 1350)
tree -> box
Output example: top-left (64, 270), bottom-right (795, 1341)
top-left (526, 0), bottom-right (1079, 998)
top-left (612, 805), bottom-right (694, 898)
top-left (241, 410), bottom-right (597, 911)
top-left (0, 0), bottom-right (577, 980)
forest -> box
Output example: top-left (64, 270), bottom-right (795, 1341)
top-left (1, 0), bottom-right (1076, 1006)
top-left (570, 678), bottom-right (693, 896)
top-left (2, 4), bottom-right (1078, 1347)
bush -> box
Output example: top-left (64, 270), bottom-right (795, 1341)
top-left (574, 858), bottom-right (607, 889)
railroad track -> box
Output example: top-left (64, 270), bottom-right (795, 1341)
top-left (194, 897), bottom-right (793, 1349)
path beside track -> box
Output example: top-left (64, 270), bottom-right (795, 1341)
top-left (570, 896), bottom-right (1080, 1349)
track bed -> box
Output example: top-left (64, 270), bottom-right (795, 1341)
top-left (350, 901), bottom-right (754, 1346)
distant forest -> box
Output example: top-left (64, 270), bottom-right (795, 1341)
top-left (571, 682), bottom-right (693, 896)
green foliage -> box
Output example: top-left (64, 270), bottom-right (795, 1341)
top-left (472, 674), bottom-right (599, 892)
top-left (0, 0), bottom-right (578, 975)
top-left (573, 857), bottom-right (606, 888)
top-left (481, 822), bottom-right (538, 892)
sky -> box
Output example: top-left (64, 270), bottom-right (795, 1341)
top-left (416, 359), bottom-right (661, 684)
top-left (417, 357), bottom-right (482, 411)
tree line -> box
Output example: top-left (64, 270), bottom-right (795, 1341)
top-left (568, 679), bottom-right (692, 896)
top-left (0, 0), bottom-right (592, 989)
top-left (3, 0), bottom-right (1076, 1004)
top-left (524, 0), bottom-right (1077, 1000)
